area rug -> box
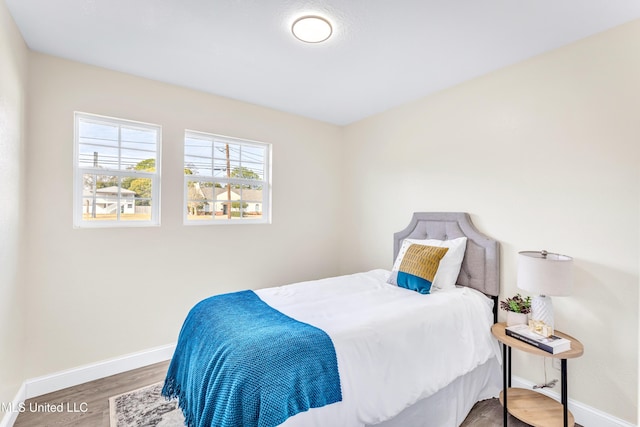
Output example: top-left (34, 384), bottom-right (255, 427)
top-left (109, 382), bottom-right (185, 427)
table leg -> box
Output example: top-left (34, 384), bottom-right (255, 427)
top-left (502, 343), bottom-right (508, 426)
top-left (562, 358), bottom-right (568, 427)
top-left (508, 346), bottom-right (512, 387)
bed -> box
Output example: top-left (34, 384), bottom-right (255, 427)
top-left (163, 212), bottom-right (502, 427)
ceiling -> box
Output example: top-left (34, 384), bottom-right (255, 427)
top-left (6, 0), bottom-right (640, 125)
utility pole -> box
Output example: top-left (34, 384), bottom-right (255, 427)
top-left (92, 151), bottom-right (98, 218)
top-left (226, 144), bottom-right (231, 219)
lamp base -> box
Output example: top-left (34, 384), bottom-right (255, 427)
top-left (530, 294), bottom-right (554, 332)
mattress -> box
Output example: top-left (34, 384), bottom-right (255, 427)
top-left (256, 269), bottom-right (502, 427)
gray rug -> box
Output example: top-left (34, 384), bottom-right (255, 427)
top-left (109, 382), bottom-right (184, 427)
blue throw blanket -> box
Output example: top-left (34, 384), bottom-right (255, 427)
top-left (162, 290), bottom-right (342, 427)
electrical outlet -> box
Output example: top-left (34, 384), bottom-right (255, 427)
top-left (552, 358), bottom-right (561, 370)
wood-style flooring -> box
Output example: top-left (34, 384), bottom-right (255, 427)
top-left (14, 361), bottom-right (170, 427)
top-left (13, 361), bottom-right (577, 426)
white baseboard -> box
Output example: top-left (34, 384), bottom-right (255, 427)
top-left (0, 383), bottom-right (25, 427)
top-left (512, 376), bottom-right (636, 427)
top-left (0, 343), bottom-right (175, 427)
top-left (25, 343), bottom-right (176, 399)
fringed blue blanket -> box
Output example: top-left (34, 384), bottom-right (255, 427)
top-left (162, 290), bottom-right (342, 427)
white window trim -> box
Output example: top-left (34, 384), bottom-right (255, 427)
top-left (73, 112), bottom-right (162, 228)
top-left (183, 130), bottom-right (272, 225)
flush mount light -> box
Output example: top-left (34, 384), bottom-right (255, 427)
top-left (291, 15), bottom-right (333, 43)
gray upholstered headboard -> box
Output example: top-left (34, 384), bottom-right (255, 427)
top-left (393, 212), bottom-right (500, 299)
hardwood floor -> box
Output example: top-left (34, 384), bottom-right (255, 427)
top-left (14, 361), bottom-right (170, 427)
top-left (13, 362), bottom-right (579, 426)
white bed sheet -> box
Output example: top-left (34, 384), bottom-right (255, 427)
top-left (372, 358), bottom-right (501, 427)
top-left (255, 269), bottom-right (502, 427)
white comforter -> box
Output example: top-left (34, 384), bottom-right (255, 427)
top-left (255, 269), bottom-right (501, 427)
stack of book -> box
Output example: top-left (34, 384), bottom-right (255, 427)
top-left (505, 324), bottom-right (571, 354)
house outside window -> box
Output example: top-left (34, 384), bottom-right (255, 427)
top-left (74, 112), bottom-right (161, 227)
top-left (184, 131), bottom-right (271, 224)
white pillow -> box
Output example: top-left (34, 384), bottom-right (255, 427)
top-left (389, 237), bottom-right (467, 291)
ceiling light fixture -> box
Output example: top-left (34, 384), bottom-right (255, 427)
top-left (291, 15), bottom-right (333, 43)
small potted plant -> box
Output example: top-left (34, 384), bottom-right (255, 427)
top-left (500, 293), bottom-right (531, 326)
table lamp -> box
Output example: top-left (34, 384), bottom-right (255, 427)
top-left (517, 250), bottom-right (573, 334)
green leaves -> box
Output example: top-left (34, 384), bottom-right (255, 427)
top-left (500, 293), bottom-right (531, 314)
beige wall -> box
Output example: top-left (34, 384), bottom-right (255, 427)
top-left (0, 0), bottom-right (28, 408)
top-left (341, 20), bottom-right (640, 423)
top-left (23, 53), bottom-right (344, 377)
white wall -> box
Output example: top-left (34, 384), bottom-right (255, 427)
top-left (340, 20), bottom-right (640, 423)
top-left (0, 0), bottom-right (28, 409)
top-left (23, 53), bottom-right (344, 378)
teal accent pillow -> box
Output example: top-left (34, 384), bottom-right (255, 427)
top-left (389, 237), bottom-right (468, 292)
top-left (392, 244), bottom-right (449, 294)
top-left (396, 271), bottom-right (432, 294)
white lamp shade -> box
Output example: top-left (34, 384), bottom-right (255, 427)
top-left (517, 251), bottom-right (573, 296)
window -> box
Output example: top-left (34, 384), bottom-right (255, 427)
top-left (74, 113), bottom-right (161, 227)
top-left (184, 131), bottom-right (271, 224)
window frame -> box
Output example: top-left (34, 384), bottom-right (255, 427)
top-left (73, 112), bottom-right (162, 228)
top-left (183, 130), bottom-right (272, 225)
